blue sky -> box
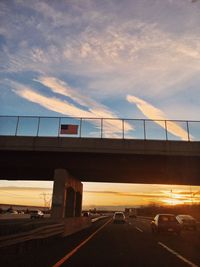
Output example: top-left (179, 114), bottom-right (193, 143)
top-left (1, 0), bottom-right (200, 207)
top-left (1, 0), bottom-right (200, 121)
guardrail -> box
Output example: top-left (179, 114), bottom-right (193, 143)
top-left (0, 116), bottom-right (200, 141)
top-left (0, 223), bottom-right (64, 248)
top-left (0, 216), bottom-right (108, 249)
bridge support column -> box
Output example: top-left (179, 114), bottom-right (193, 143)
top-left (51, 169), bottom-right (83, 219)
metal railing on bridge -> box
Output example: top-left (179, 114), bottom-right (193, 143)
top-left (0, 115), bottom-right (200, 141)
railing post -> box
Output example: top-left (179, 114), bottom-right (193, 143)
top-left (15, 116), bottom-right (19, 136)
top-left (79, 118), bottom-right (82, 138)
top-left (143, 120), bottom-right (146, 140)
top-left (122, 119), bottom-right (124, 139)
top-left (101, 118), bottom-right (103, 138)
top-left (58, 117), bottom-right (61, 137)
top-left (165, 120), bottom-right (168, 141)
top-left (36, 117), bottom-right (40, 137)
top-left (186, 121), bottom-right (190, 141)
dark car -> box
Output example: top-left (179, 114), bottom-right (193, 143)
top-left (30, 210), bottom-right (44, 219)
top-left (176, 215), bottom-right (197, 230)
top-left (151, 214), bottom-right (181, 235)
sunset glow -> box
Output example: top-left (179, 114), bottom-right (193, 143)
top-left (0, 181), bottom-right (199, 209)
top-left (162, 198), bottom-right (185, 206)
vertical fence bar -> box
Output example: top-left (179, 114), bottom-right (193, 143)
top-left (58, 117), bottom-right (61, 137)
top-left (122, 119), bottom-right (124, 139)
top-left (165, 120), bottom-right (168, 141)
top-left (15, 116), bottom-right (20, 136)
top-left (186, 121), bottom-right (190, 141)
top-left (79, 118), bottom-right (82, 138)
top-left (101, 118), bottom-right (103, 138)
top-left (36, 117), bottom-right (40, 137)
top-left (143, 119), bottom-right (146, 140)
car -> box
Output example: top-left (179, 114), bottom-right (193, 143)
top-left (113, 212), bottom-right (126, 224)
top-left (176, 215), bottom-right (197, 230)
top-left (6, 207), bottom-right (18, 214)
top-left (17, 210), bottom-right (24, 214)
top-left (151, 214), bottom-right (181, 235)
top-left (82, 211), bottom-right (91, 217)
top-left (7, 210), bottom-right (18, 214)
top-left (30, 209), bottom-right (44, 219)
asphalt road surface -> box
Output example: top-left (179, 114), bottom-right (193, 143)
top-left (1, 217), bottom-right (200, 267)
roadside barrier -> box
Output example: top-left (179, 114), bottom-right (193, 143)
top-left (0, 216), bottom-right (108, 249)
top-left (0, 223), bottom-right (64, 248)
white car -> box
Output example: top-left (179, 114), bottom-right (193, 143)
top-left (113, 212), bottom-right (126, 224)
top-left (7, 210), bottom-right (18, 214)
top-left (151, 214), bottom-right (181, 235)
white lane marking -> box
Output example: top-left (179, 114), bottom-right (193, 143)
top-left (135, 226), bottom-right (143, 232)
top-left (52, 218), bottom-right (112, 267)
top-left (158, 242), bottom-right (199, 267)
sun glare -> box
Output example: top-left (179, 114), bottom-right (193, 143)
top-left (162, 198), bottom-right (184, 206)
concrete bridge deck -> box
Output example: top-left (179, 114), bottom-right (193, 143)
top-left (0, 136), bottom-right (200, 185)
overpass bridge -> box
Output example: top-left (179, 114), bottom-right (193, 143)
top-left (0, 115), bottom-right (200, 185)
top-left (0, 136), bottom-right (200, 185)
top-left (0, 116), bottom-right (200, 221)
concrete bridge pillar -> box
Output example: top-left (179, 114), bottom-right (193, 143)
top-left (51, 169), bottom-right (83, 219)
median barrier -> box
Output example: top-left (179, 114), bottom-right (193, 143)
top-left (91, 216), bottom-right (108, 223)
top-left (63, 217), bottom-right (91, 237)
top-left (0, 214), bottom-right (29, 220)
top-left (63, 216), bottom-right (109, 237)
top-left (0, 215), bottom-right (108, 249)
top-left (0, 223), bottom-right (64, 249)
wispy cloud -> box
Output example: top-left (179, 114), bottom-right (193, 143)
top-left (36, 76), bottom-right (133, 134)
top-left (127, 95), bottom-right (190, 140)
top-left (2, 1), bottom-right (200, 100)
top-left (0, 186), bottom-right (52, 206)
top-left (35, 76), bottom-right (117, 117)
top-left (1, 0), bottom-right (200, 121)
top-left (10, 79), bottom-right (133, 137)
top-left (84, 189), bottom-right (200, 206)
top-left (85, 190), bottom-right (166, 199)
top-left (12, 82), bottom-right (93, 117)
top-left (0, 186), bottom-right (52, 192)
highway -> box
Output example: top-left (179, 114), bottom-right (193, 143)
top-left (0, 216), bottom-right (199, 267)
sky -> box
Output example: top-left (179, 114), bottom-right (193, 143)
top-left (0, 181), bottom-right (200, 209)
top-left (1, 0), bottom-right (200, 209)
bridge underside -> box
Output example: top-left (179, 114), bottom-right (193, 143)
top-left (1, 150), bottom-right (200, 185)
